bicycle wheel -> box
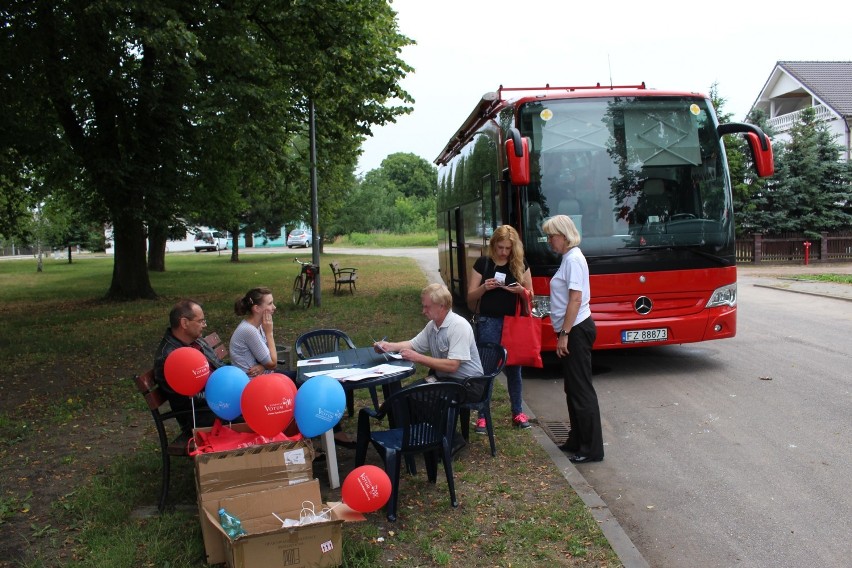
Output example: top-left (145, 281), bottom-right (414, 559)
top-left (292, 275), bottom-right (303, 306)
top-left (299, 278), bottom-right (314, 308)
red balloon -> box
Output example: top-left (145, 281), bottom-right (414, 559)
top-left (341, 465), bottom-right (392, 513)
top-left (240, 373), bottom-right (297, 437)
top-left (164, 347), bottom-right (210, 396)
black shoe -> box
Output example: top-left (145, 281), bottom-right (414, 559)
top-left (568, 454), bottom-right (603, 464)
top-left (557, 441), bottom-right (579, 452)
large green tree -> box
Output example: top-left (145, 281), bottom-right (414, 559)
top-left (2, 0), bottom-right (412, 298)
top-left (709, 83), bottom-right (774, 237)
top-left (331, 153), bottom-right (436, 235)
top-left (747, 107), bottom-right (852, 235)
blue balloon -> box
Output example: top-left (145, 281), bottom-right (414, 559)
top-left (205, 366), bottom-right (250, 421)
top-left (294, 375), bottom-right (346, 437)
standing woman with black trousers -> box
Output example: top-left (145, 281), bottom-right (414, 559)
top-left (541, 215), bottom-right (603, 463)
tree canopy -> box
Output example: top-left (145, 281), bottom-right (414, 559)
top-left (330, 152), bottom-right (437, 236)
top-left (737, 108), bottom-right (852, 236)
top-left (1, 0), bottom-right (412, 298)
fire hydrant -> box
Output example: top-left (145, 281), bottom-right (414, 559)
top-left (803, 241), bottom-right (812, 265)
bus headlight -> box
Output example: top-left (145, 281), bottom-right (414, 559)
top-left (532, 295), bottom-right (551, 318)
top-left (706, 283), bottom-right (737, 308)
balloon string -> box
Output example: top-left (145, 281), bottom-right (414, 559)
top-left (191, 397), bottom-right (197, 431)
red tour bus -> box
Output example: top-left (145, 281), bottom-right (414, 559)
top-left (435, 84), bottom-right (774, 351)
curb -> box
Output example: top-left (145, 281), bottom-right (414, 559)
top-left (499, 376), bottom-right (650, 568)
top-left (752, 281), bottom-right (852, 303)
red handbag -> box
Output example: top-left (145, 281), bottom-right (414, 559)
top-left (500, 295), bottom-right (543, 368)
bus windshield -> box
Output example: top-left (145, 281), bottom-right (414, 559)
top-left (517, 96), bottom-right (734, 272)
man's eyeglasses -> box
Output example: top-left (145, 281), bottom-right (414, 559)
top-left (184, 316), bottom-right (207, 325)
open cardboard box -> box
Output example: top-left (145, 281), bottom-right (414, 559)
top-left (203, 479), bottom-right (365, 568)
top-left (193, 425), bottom-right (315, 565)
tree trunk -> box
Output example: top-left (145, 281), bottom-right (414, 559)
top-left (147, 228), bottom-right (167, 272)
top-left (66, 246), bottom-right (73, 264)
top-left (107, 213), bottom-right (156, 300)
top-left (230, 228), bottom-right (240, 262)
top-left (245, 232), bottom-right (254, 247)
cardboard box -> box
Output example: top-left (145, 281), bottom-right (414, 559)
top-left (204, 480), bottom-right (365, 568)
top-left (193, 426), bottom-right (315, 565)
top-left (194, 424), bottom-right (314, 494)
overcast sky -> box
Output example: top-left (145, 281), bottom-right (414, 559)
top-left (356, 0), bottom-right (851, 175)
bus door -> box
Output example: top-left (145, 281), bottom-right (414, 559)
top-left (442, 207), bottom-right (465, 297)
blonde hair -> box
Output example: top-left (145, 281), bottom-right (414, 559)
top-left (489, 225), bottom-right (526, 283)
top-left (421, 283), bottom-right (453, 310)
top-left (541, 215), bottom-right (582, 248)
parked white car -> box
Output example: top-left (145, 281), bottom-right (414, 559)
top-left (286, 229), bottom-right (312, 248)
top-left (194, 231), bottom-right (228, 252)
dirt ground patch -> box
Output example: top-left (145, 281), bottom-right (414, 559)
top-left (0, 372), bottom-right (148, 567)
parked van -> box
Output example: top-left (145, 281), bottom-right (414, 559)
top-left (194, 230), bottom-right (228, 252)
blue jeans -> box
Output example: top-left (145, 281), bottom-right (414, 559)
top-left (476, 315), bottom-right (524, 416)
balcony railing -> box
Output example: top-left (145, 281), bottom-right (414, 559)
top-left (767, 105), bottom-right (834, 133)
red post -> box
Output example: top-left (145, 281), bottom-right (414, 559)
top-left (803, 241), bottom-right (811, 265)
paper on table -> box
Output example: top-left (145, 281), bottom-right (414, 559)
top-left (305, 363), bottom-right (408, 382)
top-left (338, 363), bottom-right (410, 382)
top-left (296, 356), bottom-right (340, 367)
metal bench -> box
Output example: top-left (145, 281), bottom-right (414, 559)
top-left (329, 261), bottom-right (358, 295)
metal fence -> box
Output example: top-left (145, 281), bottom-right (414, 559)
top-left (0, 244), bottom-right (37, 257)
top-left (736, 231), bottom-right (852, 264)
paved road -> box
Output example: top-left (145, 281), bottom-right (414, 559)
top-left (524, 265), bottom-right (852, 568)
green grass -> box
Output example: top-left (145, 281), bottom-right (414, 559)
top-left (0, 252), bottom-right (619, 567)
top-left (332, 231), bottom-right (437, 247)
top-left (794, 273), bottom-right (852, 284)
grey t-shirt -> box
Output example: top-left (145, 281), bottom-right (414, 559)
top-left (410, 310), bottom-right (483, 379)
top-left (229, 319), bottom-right (271, 372)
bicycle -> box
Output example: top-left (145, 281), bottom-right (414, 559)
top-left (292, 258), bottom-right (319, 308)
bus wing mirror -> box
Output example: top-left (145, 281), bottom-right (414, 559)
top-left (506, 128), bottom-right (530, 185)
top-left (744, 131), bottom-right (775, 177)
top-left (718, 122), bottom-right (775, 178)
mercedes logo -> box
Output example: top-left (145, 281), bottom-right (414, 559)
top-left (634, 296), bottom-right (653, 315)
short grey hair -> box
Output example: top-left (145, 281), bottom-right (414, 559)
top-left (421, 282), bottom-right (453, 310)
top-left (541, 215), bottom-right (582, 247)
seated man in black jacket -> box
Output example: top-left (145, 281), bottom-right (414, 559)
top-left (154, 299), bottom-right (222, 433)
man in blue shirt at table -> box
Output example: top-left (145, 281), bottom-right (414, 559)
top-left (375, 283), bottom-right (483, 383)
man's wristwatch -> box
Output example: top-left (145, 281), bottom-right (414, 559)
top-left (558, 329), bottom-right (569, 338)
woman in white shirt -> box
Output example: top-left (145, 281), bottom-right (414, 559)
top-left (541, 215), bottom-right (603, 463)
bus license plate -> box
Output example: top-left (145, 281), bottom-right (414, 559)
top-left (622, 328), bottom-right (668, 343)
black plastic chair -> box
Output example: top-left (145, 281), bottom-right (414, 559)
top-left (355, 382), bottom-right (467, 522)
top-left (293, 329), bottom-right (368, 417)
top-left (457, 342), bottom-right (508, 457)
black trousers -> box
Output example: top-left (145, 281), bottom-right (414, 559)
top-left (559, 316), bottom-right (603, 459)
